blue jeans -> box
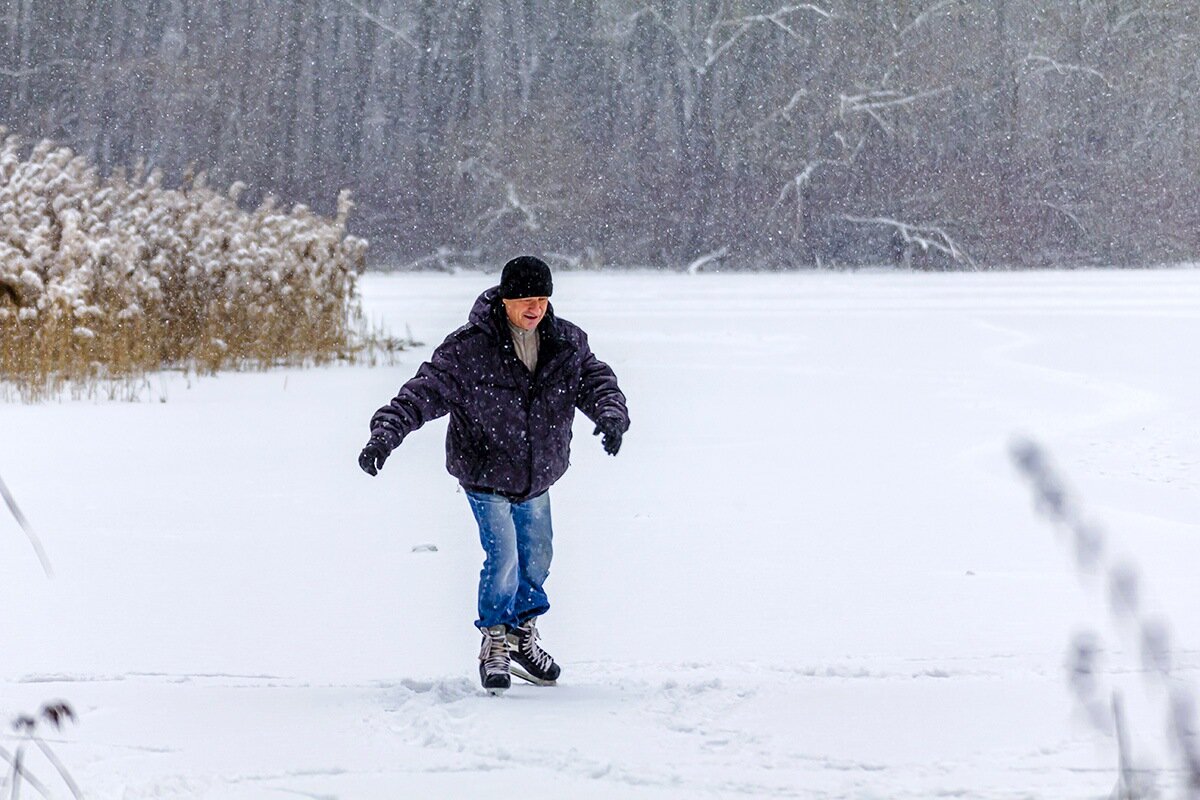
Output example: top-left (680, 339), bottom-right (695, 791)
top-left (466, 490), bottom-right (553, 630)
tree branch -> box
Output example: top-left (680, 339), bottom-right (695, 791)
top-left (714, 3), bottom-right (837, 61)
top-left (685, 246), bottom-right (729, 274)
top-left (623, 7), bottom-right (698, 71)
top-left (331, 0), bottom-right (419, 52)
top-left (1040, 200), bottom-right (1087, 236)
top-left (0, 59), bottom-right (88, 79)
top-left (627, 2), bottom-right (836, 75)
top-left (841, 215), bottom-right (976, 269)
top-left (896, 0), bottom-right (961, 40)
top-left (839, 86), bottom-right (950, 116)
top-left (747, 89), bottom-right (808, 137)
top-left (1020, 55), bottom-right (1110, 87)
top-left (460, 158), bottom-right (542, 234)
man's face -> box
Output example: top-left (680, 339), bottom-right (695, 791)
top-left (503, 296), bottom-right (549, 331)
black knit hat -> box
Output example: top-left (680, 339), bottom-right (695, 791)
top-left (500, 256), bottom-right (553, 299)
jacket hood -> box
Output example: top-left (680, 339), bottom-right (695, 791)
top-left (468, 286), bottom-right (503, 327)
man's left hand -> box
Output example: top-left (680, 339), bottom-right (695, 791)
top-left (593, 417), bottom-right (624, 456)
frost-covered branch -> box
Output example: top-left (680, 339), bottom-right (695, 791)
top-left (459, 157), bottom-right (542, 234)
top-left (841, 215), bottom-right (976, 269)
top-left (840, 87), bottom-right (950, 117)
top-left (399, 246), bottom-right (483, 272)
top-left (623, 2), bottom-right (834, 75)
top-left (772, 159), bottom-right (829, 230)
top-left (703, 3), bottom-right (754, 72)
top-left (685, 246), bottom-right (729, 274)
top-left (1111, 9), bottom-right (1148, 35)
top-left (0, 59), bottom-right (87, 79)
top-left (709, 4), bottom-right (835, 68)
top-left (497, 183), bottom-right (541, 233)
top-left (833, 130), bottom-right (867, 162)
top-left (1020, 55), bottom-right (1110, 87)
top-left (1040, 201), bottom-right (1087, 236)
top-left (750, 89), bottom-right (809, 135)
top-left (619, 8), bottom-right (694, 69)
top-left (330, 0), bottom-right (419, 51)
top-left (895, 0), bottom-right (961, 40)
top-left (835, 84), bottom-right (949, 137)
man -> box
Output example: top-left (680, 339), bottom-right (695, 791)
top-left (358, 256), bottom-right (630, 693)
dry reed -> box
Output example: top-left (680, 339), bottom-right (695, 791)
top-left (0, 130), bottom-right (385, 401)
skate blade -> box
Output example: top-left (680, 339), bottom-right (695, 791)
top-left (484, 685), bottom-right (509, 696)
top-left (510, 665), bottom-right (556, 687)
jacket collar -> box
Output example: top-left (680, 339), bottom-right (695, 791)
top-left (469, 286), bottom-right (568, 352)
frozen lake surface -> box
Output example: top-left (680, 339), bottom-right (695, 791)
top-left (2, 268), bottom-right (1199, 798)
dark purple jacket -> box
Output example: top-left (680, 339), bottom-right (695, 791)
top-left (370, 287), bottom-right (629, 500)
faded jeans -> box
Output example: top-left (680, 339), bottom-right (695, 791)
top-left (465, 489), bottom-right (553, 630)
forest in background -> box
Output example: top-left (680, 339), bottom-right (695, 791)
top-left (1, 0), bottom-right (1197, 270)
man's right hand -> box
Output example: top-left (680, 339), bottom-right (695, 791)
top-left (358, 436), bottom-right (392, 476)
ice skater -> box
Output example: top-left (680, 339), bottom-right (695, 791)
top-left (358, 256), bottom-right (629, 692)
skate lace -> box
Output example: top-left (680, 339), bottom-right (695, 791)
top-left (520, 626), bottom-right (553, 672)
top-left (481, 630), bottom-right (509, 675)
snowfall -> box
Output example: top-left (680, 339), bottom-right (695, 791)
top-left (2, 268), bottom-right (1199, 799)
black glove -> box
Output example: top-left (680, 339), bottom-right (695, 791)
top-left (592, 417), bottom-right (625, 456)
top-left (358, 436), bottom-right (392, 476)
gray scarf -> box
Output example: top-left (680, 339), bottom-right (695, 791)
top-left (508, 321), bottom-right (539, 373)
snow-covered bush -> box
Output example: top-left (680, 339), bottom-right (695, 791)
top-left (0, 130), bottom-right (369, 398)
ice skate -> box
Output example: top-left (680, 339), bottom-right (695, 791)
top-left (478, 624), bottom-right (511, 693)
top-left (507, 617), bottom-right (560, 686)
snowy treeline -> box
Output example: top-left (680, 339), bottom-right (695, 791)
top-left (0, 131), bottom-right (368, 396)
top-left (0, 1), bottom-right (1195, 269)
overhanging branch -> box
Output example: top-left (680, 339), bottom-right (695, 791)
top-left (842, 215), bottom-right (977, 269)
top-left (332, 0), bottom-right (419, 52)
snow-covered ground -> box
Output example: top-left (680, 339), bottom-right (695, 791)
top-left (3, 268), bottom-right (1199, 799)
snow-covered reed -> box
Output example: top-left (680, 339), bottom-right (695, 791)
top-left (0, 131), bottom-right (369, 400)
